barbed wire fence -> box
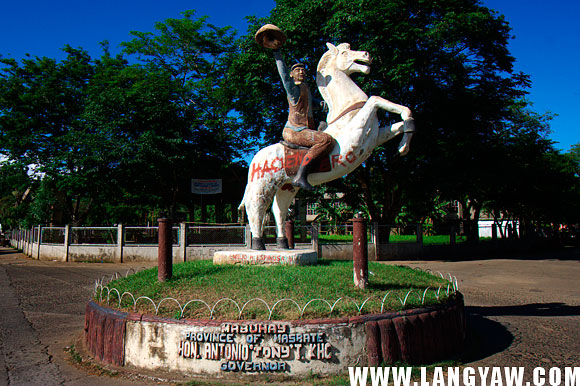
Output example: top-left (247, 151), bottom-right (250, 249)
top-left (93, 267), bottom-right (459, 321)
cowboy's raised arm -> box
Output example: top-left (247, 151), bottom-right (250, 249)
top-left (273, 49), bottom-right (300, 104)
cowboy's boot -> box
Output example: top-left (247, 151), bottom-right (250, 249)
top-left (292, 156), bottom-right (314, 191)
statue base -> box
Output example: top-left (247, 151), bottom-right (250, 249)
top-left (213, 249), bottom-right (317, 266)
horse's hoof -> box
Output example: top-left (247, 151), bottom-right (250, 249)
top-left (251, 237), bottom-right (266, 250)
top-left (276, 237), bottom-right (290, 249)
top-left (397, 144), bottom-right (409, 156)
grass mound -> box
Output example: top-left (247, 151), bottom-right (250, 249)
top-left (97, 260), bottom-right (454, 320)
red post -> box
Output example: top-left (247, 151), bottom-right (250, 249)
top-left (285, 220), bottom-right (295, 249)
top-left (158, 216), bottom-right (173, 282)
top-left (353, 214), bottom-right (368, 289)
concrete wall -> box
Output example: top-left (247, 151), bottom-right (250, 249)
top-left (13, 241), bottom-right (260, 263)
top-left (85, 295), bottom-right (465, 378)
top-left (320, 243), bottom-right (426, 261)
top-left (8, 224), bottom-right (456, 262)
top-left (124, 318), bottom-right (365, 377)
top-left (12, 239), bottom-right (432, 262)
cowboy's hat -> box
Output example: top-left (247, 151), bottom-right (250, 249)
top-left (255, 24), bottom-right (287, 49)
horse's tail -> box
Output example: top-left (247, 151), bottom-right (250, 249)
top-left (238, 181), bottom-right (250, 212)
top-left (238, 191), bottom-right (246, 212)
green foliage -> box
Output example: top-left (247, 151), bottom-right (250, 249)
top-left (0, 161), bottom-right (36, 227)
top-left (0, 12), bottom-right (249, 227)
top-left (230, 0), bottom-right (579, 229)
top-left (1, 2), bottom-right (578, 230)
top-left (121, 10), bottom-right (246, 162)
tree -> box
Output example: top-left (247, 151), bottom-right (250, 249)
top-left (0, 161), bottom-right (35, 228)
top-left (229, 0), bottom-right (531, 229)
top-left (0, 47), bottom-right (109, 225)
top-left (0, 11), bottom-right (252, 226)
top-left (121, 10), bottom-right (250, 217)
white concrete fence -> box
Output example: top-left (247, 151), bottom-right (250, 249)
top-left (7, 223), bottom-right (468, 262)
top-left (9, 224), bottom-right (252, 262)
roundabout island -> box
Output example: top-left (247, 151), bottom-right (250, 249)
top-left (85, 260), bottom-right (465, 379)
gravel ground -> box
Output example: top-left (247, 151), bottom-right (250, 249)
top-left (0, 246), bottom-right (578, 385)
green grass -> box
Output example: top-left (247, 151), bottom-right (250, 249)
top-left (98, 260), bottom-right (454, 320)
top-left (318, 234), bottom-right (467, 245)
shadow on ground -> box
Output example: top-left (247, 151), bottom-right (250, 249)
top-left (0, 248), bottom-right (20, 256)
top-left (469, 303), bottom-right (580, 317)
top-left (460, 302), bottom-right (580, 364)
top-left (460, 308), bottom-right (514, 363)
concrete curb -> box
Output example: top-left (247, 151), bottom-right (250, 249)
top-left (85, 293), bottom-right (465, 376)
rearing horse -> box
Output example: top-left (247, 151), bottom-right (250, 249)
top-left (239, 42), bottom-right (415, 250)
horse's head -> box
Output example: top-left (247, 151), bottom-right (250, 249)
top-left (324, 42), bottom-right (371, 75)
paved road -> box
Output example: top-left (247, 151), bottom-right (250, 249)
top-left (0, 248), bottom-right (161, 386)
top-left (404, 255), bottom-right (580, 377)
top-left (0, 246), bottom-right (579, 385)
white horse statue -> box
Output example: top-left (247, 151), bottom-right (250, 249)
top-left (239, 42), bottom-right (415, 250)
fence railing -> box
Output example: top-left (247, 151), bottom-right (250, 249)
top-left (41, 227), bottom-right (65, 245)
top-left (5, 223), bottom-right (473, 248)
top-left (6, 221), bottom-right (524, 263)
top-left (187, 225), bottom-right (246, 246)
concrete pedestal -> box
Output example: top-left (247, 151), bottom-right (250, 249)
top-left (213, 249), bottom-right (317, 266)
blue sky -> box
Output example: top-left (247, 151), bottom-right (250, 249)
top-left (1, 0), bottom-right (578, 151)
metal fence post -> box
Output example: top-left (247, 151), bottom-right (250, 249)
top-left (117, 224), bottom-right (124, 263)
top-left (22, 229), bottom-right (26, 254)
top-left (64, 224), bottom-right (71, 262)
top-left (353, 214), bottom-right (368, 289)
top-left (311, 224), bottom-right (319, 256)
top-left (416, 224), bottom-right (423, 245)
top-left (158, 216), bottom-right (173, 282)
top-left (180, 222), bottom-right (187, 262)
top-left (372, 222), bottom-right (379, 261)
top-left (37, 225), bottom-right (42, 260)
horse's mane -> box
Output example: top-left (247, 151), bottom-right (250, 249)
top-left (317, 49), bottom-right (335, 74)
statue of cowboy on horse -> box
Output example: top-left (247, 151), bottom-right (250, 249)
top-left (242, 25), bottom-right (415, 250)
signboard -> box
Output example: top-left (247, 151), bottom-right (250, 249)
top-left (191, 179), bottom-right (222, 195)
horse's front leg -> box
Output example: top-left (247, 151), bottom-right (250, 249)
top-left (395, 117), bottom-right (415, 156)
top-left (371, 95), bottom-right (415, 155)
top-left (368, 96), bottom-right (412, 120)
top-left (397, 130), bottom-right (414, 156)
top-left (377, 121), bottom-right (412, 154)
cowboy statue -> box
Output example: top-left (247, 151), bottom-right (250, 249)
top-left (255, 24), bottom-right (333, 191)
top-left (241, 24), bottom-right (415, 251)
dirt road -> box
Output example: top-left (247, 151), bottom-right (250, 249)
top-left (0, 246), bottom-right (578, 385)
